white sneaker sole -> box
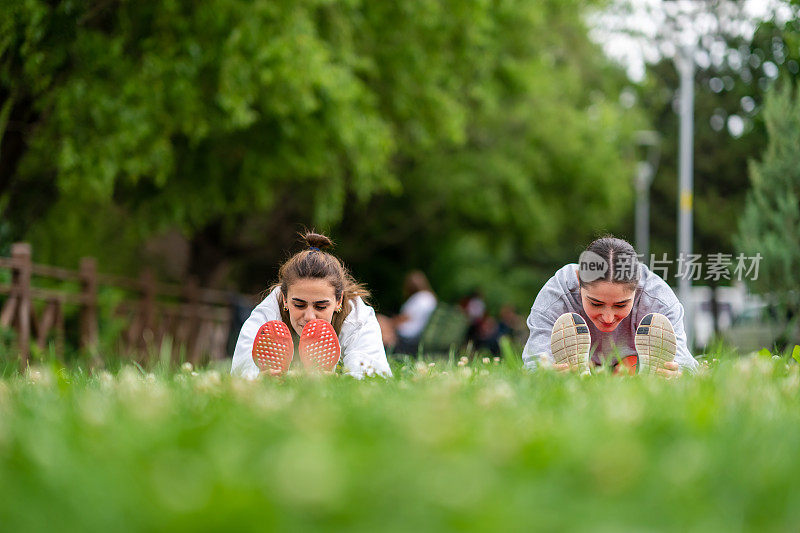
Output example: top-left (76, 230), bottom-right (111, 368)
top-left (634, 313), bottom-right (676, 375)
top-left (550, 313), bottom-right (591, 373)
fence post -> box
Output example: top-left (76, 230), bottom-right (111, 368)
top-left (183, 277), bottom-right (202, 364)
top-left (36, 299), bottom-right (60, 352)
top-left (79, 257), bottom-right (98, 352)
top-left (11, 243), bottom-right (32, 369)
top-left (139, 268), bottom-right (156, 353)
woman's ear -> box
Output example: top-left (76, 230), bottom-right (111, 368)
top-left (279, 291), bottom-right (288, 311)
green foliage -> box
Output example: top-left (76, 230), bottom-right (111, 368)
top-left (1, 355), bottom-right (800, 531)
top-left (1, 0), bottom-right (642, 309)
top-left (736, 83), bottom-right (800, 320)
top-left (3, 0), bottom-right (398, 267)
top-left (637, 18), bottom-right (800, 268)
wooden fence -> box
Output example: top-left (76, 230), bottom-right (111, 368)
top-left (0, 242), bottom-right (247, 368)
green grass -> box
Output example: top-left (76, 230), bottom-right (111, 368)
top-left (1, 350), bottom-right (800, 532)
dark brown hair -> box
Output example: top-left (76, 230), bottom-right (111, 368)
top-left (402, 270), bottom-right (433, 299)
top-left (578, 235), bottom-right (641, 291)
top-left (271, 231), bottom-right (369, 334)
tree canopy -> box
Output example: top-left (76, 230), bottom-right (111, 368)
top-left (638, 15), bottom-right (800, 269)
top-left (1, 0), bottom-right (643, 311)
top-left (736, 82), bottom-right (800, 321)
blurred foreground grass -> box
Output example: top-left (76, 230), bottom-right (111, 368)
top-left (1, 351), bottom-right (800, 532)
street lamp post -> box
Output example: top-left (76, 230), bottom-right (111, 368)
top-left (676, 45), bottom-right (695, 348)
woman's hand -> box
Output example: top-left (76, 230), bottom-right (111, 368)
top-left (656, 361), bottom-right (682, 378)
top-left (553, 362), bottom-right (590, 376)
top-left (553, 360), bottom-right (679, 377)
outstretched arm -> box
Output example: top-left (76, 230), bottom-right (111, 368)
top-left (522, 302), bottom-right (569, 371)
top-left (339, 303), bottom-right (393, 379)
top-left (231, 290), bottom-right (281, 379)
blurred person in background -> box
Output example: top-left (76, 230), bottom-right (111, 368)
top-left (460, 289), bottom-right (487, 346)
top-left (467, 303), bottom-right (526, 355)
top-left (231, 231), bottom-right (391, 379)
top-left (523, 236), bottom-right (698, 377)
top-left (378, 270), bottom-right (437, 354)
top-left (497, 304), bottom-right (526, 345)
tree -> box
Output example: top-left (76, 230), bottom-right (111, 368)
top-left (2, 0), bottom-right (398, 280)
top-left (335, 0), bottom-right (644, 310)
top-left (590, 1), bottom-right (800, 339)
top-left (736, 83), bottom-right (800, 330)
top-left (1, 1), bottom-right (643, 312)
top-left (639, 14), bottom-right (800, 262)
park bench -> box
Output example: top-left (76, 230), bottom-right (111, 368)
top-left (417, 303), bottom-right (470, 357)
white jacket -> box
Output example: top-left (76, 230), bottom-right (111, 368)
top-left (231, 287), bottom-right (392, 379)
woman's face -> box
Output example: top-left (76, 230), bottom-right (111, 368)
top-left (579, 280), bottom-right (635, 333)
top-left (283, 278), bottom-right (342, 336)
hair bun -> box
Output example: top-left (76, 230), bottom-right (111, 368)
top-left (302, 231), bottom-right (334, 250)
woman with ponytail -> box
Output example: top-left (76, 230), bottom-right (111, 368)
top-left (231, 232), bottom-right (392, 379)
top-left (523, 236), bottom-right (699, 377)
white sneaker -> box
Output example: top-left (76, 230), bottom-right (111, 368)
top-left (550, 313), bottom-right (591, 374)
top-left (634, 313), bottom-right (676, 375)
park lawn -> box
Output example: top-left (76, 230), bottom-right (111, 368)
top-left (0, 352), bottom-right (799, 532)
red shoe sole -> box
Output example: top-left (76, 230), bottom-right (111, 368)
top-left (613, 355), bottom-right (638, 376)
top-left (252, 320), bottom-right (294, 375)
top-left (299, 319), bottom-right (341, 372)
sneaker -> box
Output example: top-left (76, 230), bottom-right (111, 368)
top-left (550, 312), bottom-right (591, 374)
top-left (252, 320), bottom-right (294, 376)
top-left (299, 319), bottom-right (341, 372)
top-left (634, 313), bottom-right (676, 375)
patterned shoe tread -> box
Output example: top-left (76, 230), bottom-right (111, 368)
top-left (634, 313), bottom-right (676, 376)
top-left (551, 313), bottom-right (591, 373)
top-left (299, 319), bottom-right (341, 372)
top-left (252, 320), bottom-right (294, 375)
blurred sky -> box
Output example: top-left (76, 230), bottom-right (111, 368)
top-left (589, 0), bottom-right (795, 81)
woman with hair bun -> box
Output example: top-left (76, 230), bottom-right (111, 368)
top-left (523, 236), bottom-right (699, 377)
top-left (231, 231), bottom-right (392, 379)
